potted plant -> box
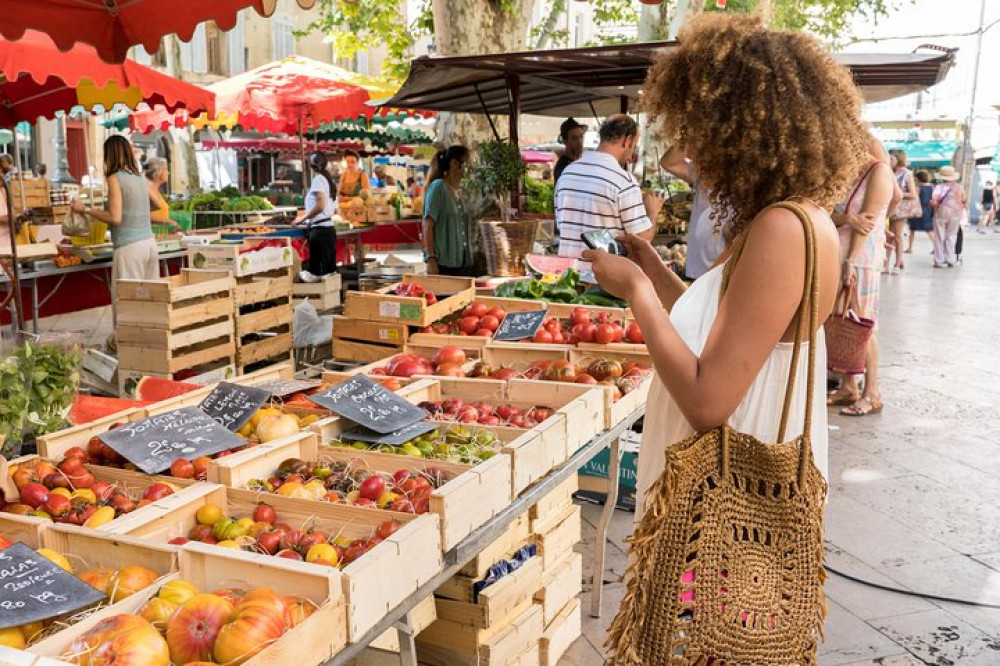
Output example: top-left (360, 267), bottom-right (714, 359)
top-left (468, 140), bottom-right (527, 223)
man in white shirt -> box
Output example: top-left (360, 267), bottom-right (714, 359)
top-left (555, 115), bottom-right (660, 259)
top-left (659, 145), bottom-right (728, 280)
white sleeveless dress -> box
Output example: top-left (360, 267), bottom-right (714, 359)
top-left (635, 263), bottom-right (830, 516)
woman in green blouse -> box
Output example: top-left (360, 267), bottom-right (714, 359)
top-left (422, 146), bottom-right (475, 276)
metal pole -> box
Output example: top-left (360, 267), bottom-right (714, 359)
top-left (51, 116), bottom-right (76, 185)
top-left (2, 178), bottom-right (25, 338)
top-left (961, 0), bottom-right (987, 206)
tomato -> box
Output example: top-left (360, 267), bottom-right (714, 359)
top-left (575, 373), bottom-right (598, 384)
top-left (612, 323), bottom-right (624, 343)
top-left (570, 307), bottom-right (591, 326)
top-left (469, 361), bottom-right (492, 377)
top-left (474, 328), bottom-right (494, 337)
top-left (435, 362), bottom-right (466, 377)
top-left (458, 316), bottom-right (481, 335)
top-left (384, 354), bottom-right (417, 376)
top-left (551, 331), bottom-right (565, 344)
top-left (433, 346), bottom-right (466, 366)
top-left (480, 315), bottom-right (501, 332)
top-left (625, 322), bottom-right (644, 344)
top-left (571, 323), bottom-right (595, 343)
top-left (544, 360), bottom-right (577, 382)
top-left (478, 415), bottom-right (501, 425)
top-left (589, 359), bottom-right (623, 381)
top-left (490, 368), bottom-right (519, 380)
top-left (380, 378), bottom-right (402, 391)
top-left (488, 306), bottom-right (506, 320)
top-left (532, 328), bottom-right (554, 344)
top-left (594, 323), bottom-right (617, 345)
top-left (393, 361), bottom-right (425, 378)
top-left (464, 302), bottom-right (489, 318)
top-left (495, 405), bottom-right (521, 420)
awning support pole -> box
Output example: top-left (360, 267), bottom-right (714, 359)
top-left (507, 74), bottom-right (522, 215)
top-left (473, 85), bottom-right (501, 142)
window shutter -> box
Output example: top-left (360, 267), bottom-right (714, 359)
top-left (191, 24), bottom-right (208, 73)
top-left (179, 38), bottom-right (193, 71)
top-left (228, 12), bottom-right (246, 74)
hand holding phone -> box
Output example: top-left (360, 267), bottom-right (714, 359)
top-left (581, 230), bottom-right (628, 256)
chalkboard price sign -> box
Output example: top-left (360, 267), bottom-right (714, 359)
top-left (255, 379), bottom-right (323, 399)
top-left (341, 420), bottom-right (439, 446)
top-left (98, 407), bottom-right (247, 474)
top-left (200, 382), bottom-right (272, 431)
top-left (493, 310), bottom-right (548, 342)
top-left (0, 543), bottom-right (107, 630)
top-left (307, 374), bottom-right (426, 433)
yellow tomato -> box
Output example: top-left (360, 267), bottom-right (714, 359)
top-left (306, 544), bottom-right (339, 566)
top-left (71, 489), bottom-right (97, 504)
top-left (50, 487), bottom-right (72, 499)
top-left (0, 627), bottom-right (25, 649)
top-left (216, 540), bottom-right (241, 550)
top-left (275, 482), bottom-right (303, 497)
top-left (195, 503), bottom-right (225, 526)
top-left (37, 548), bottom-right (72, 572)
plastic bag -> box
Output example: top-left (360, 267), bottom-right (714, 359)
top-left (292, 299), bottom-right (333, 348)
top-left (62, 200), bottom-right (91, 237)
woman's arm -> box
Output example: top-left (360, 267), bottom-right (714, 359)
top-left (78, 175), bottom-right (122, 226)
top-left (586, 207), bottom-right (812, 432)
top-left (845, 165), bottom-right (894, 266)
top-left (659, 146), bottom-right (692, 184)
top-left (422, 216), bottom-right (438, 274)
top-left (620, 234), bottom-right (686, 312)
top-left (147, 183), bottom-right (175, 226)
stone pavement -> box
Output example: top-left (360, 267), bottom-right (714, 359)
top-left (566, 230), bottom-right (1000, 665)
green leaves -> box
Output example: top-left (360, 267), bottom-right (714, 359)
top-left (469, 140), bottom-right (527, 201)
top-left (0, 340), bottom-right (81, 451)
top-left (703, 0), bottom-right (899, 45)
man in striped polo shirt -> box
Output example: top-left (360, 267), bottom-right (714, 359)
top-left (555, 115), bottom-right (660, 258)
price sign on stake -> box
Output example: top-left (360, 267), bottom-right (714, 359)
top-left (255, 379), bottom-right (323, 399)
top-left (200, 382), bottom-right (272, 432)
top-left (98, 407), bottom-right (247, 474)
top-left (342, 420), bottom-right (439, 446)
top-left (493, 310), bottom-right (548, 342)
top-left (307, 374), bottom-right (426, 433)
top-left (0, 543), bottom-right (106, 629)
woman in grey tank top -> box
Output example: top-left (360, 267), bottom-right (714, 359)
top-left (71, 136), bottom-right (160, 337)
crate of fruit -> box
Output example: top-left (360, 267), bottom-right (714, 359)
top-left (209, 431), bottom-right (512, 552)
top-left (188, 237), bottom-right (294, 277)
top-left (344, 275), bottom-right (476, 327)
top-left (415, 298), bottom-right (544, 340)
top-left (27, 540), bottom-right (347, 666)
top-left (105, 482), bottom-right (442, 643)
top-left (569, 348), bottom-right (654, 427)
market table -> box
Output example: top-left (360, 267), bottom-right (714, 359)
top-left (322, 405), bottom-right (645, 666)
top-left (0, 251), bottom-right (187, 332)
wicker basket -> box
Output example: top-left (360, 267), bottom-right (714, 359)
top-left (479, 219), bottom-right (540, 277)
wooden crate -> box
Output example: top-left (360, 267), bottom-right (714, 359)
top-left (234, 266), bottom-right (295, 374)
top-left (294, 273), bottom-right (342, 310)
top-left (364, 593), bottom-right (437, 654)
top-left (234, 266), bottom-right (294, 307)
top-left (107, 483), bottom-right (442, 643)
top-left (510, 644), bottom-right (541, 666)
top-left (539, 598), bottom-right (581, 666)
top-left (37, 409), bottom-right (143, 459)
top-left (117, 335), bottom-right (236, 375)
top-left (332, 316), bottom-right (408, 363)
top-left (41, 523), bottom-right (177, 581)
top-left (0, 645), bottom-right (38, 665)
top-left (0, 513), bottom-right (47, 548)
top-left (569, 347), bottom-right (653, 427)
top-left (481, 343), bottom-right (570, 370)
top-left (458, 513), bottom-right (531, 579)
top-left (116, 269), bottom-right (235, 329)
top-left (436, 550), bottom-right (543, 607)
top-left (546, 303), bottom-right (626, 323)
top-left (10, 178), bottom-right (50, 212)
top-left (344, 275), bottom-right (476, 327)
top-left (417, 600), bottom-right (544, 666)
top-left (477, 296), bottom-right (549, 313)
top-left (435, 556), bottom-right (543, 629)
top-left (237, 333), bottom-right (294, 373)
top-left (188, 236), bottom-right (294, 277)
top-left (534, 551), bottom-right (582, 628)
top-left (535, 505), bottom-right (582, 571)
top-left (406, 333), bottom-right (490, 360)
top-left (28, 542), bottom-right (347, 666)
top-left (529, 474), bottom-right (578, 535)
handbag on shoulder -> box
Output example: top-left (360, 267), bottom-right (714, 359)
top-left (606, 201), bottom-right (828, 666)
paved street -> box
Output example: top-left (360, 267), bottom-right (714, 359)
top-left (569, 229), bottom-right (1000, 665)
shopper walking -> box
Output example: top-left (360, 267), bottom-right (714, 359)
top-left (296, 152), bottom-right (338, 278)
top-left (978, 181), bottom-right (996, 233)
top-left (587, 15), bottom-right (870, 663)
top-left (931, 166), bottom-right (965, 268)
top-left (887, 150), bottom-right (918, 273)
top-left (828, 155), bottom-right (894, 416)
top-left (906, 170), bottom-right (935, 253)
top-left (422, 146), bottom-right (475, 277)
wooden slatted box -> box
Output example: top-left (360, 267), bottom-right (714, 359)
top-left (344, 275), bottom-right (476, 327)
top-left (234, 266), bottom-right (295, 373)
top-left (332, 316), bottom-right (409, 364)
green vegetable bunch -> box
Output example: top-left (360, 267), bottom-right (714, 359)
top-left (222, 196), bottom-right (274, 212)
top-left (0, 353), bottom-right (28, 454)
top-left (523, 176), bottom-right (554, 214)
top-left (21, 341), bottom-right (81, 441)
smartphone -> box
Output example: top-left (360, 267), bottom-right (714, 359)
top-left (581, 230), bottom-right (628, 256)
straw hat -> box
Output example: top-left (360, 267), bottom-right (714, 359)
top-left (938, 166), bottom-right (960, 181)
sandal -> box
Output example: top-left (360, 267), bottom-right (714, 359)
top-left (841, 396), bottom-right (883, 417)
top-left (827, 389), bottom-right (859, 406)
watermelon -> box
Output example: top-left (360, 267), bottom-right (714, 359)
top-left (134, 376), bottom-right (202, 402)
top-left (69, 395), bottom-right (152, 426)
top-left (524, 254), bottom-right (578, 278)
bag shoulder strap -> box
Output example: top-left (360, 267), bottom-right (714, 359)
top-left (718, 200), bottom-right (819, 486)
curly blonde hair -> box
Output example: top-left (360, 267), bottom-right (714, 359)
top-left (644, 14), bottom-right (870, 239)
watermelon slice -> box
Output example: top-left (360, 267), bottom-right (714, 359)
top-left (524, 254), bottom-right (578, 278)
top-left (69, 395), bottom-right (152, 426)
top-left (134, 376), bottom-right (202, 402)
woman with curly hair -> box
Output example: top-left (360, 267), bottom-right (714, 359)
top-left (585, 14), bottom-right (869, 660)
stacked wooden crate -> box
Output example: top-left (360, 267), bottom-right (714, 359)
top-left (530, 476), bottom-right (583, 666)
top-left (418, 514), bottom-right (545, 665)
top-left (115, 269), bottom-right (237, 397)
top-left (332, 315), bottom-right (409, 363)
top-left (9, 178), bottom-right (49, 216)
top-left (293, 273), bottom-right (342, 310)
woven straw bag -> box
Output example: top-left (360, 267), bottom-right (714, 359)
top-left (606, 201), bottom-right (828, 666)
top-left (824, 285), bottom-right (874, 374)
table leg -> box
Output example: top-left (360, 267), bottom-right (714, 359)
top-left (31, 278), bottom-right (39, 334)
top-left (394, 611), bottom-right (417, 666)
top-left (590, 434), bottom-right (622, 618)
top-left (354, 236), bottom-right (364, 277)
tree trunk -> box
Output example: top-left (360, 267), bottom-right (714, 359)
top-left (637, 2), bottom-right (672, 42)
top-left (431, 0), bottom-right (534, 148)
top-left (668, 0), bottom-right (704, 38)
top-left (533, 0), bottom-right (567, 49)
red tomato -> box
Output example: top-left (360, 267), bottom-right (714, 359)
top-left (490, 368), bottom-right (519, 380)
top-left (575, 373), bottom-right (598, 384)
top-left (625, 322), bottom-right (644, 343)
top-left (458, 316), bottom-right (481, 335)
top-left (488, 307), bottom-right (506, 320)
top-left (435, 362), bottom-right (466, 377)
top-left (571, 323), bottom-right (594, 343)
top-left (612, 323), bottom-right (624, 343)
top-left (594, 323), bottom-right (617, 345)
top-left (464, 302), bottom-right (489, 318)
top-left (570, 307), bottom-right (591, 326)
top-left (480, 315), bottom-right (501, 331)
top-left (433, 346), bottom-right (466, 366)
top-left (532, 328), bottom-right (554, 343)
top-left (474, 328), bottom-right (494, 337)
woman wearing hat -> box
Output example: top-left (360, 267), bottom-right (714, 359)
top-left (931, 166), bottom-right (965, 268)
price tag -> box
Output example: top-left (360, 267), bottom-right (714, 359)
top-left (98, 407), bottom-right (247, 474)
top-left (199, 382), bottom-right (272, 432)
top-left (253, 379), bottom-right (323, 399)
top-left (493, 310), bottom-right (548, 342)
top-left (307, 374), bottom-right (426, 433)
top-left (0, 543), bottom-right (106, 629)
top-left (341, 420), bottom-right (439, 446)
top-left (379, 301), bottom-right (401, 318)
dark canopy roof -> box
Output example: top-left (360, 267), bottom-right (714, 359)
top-left (382, 42), bottom-right (956, 118)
